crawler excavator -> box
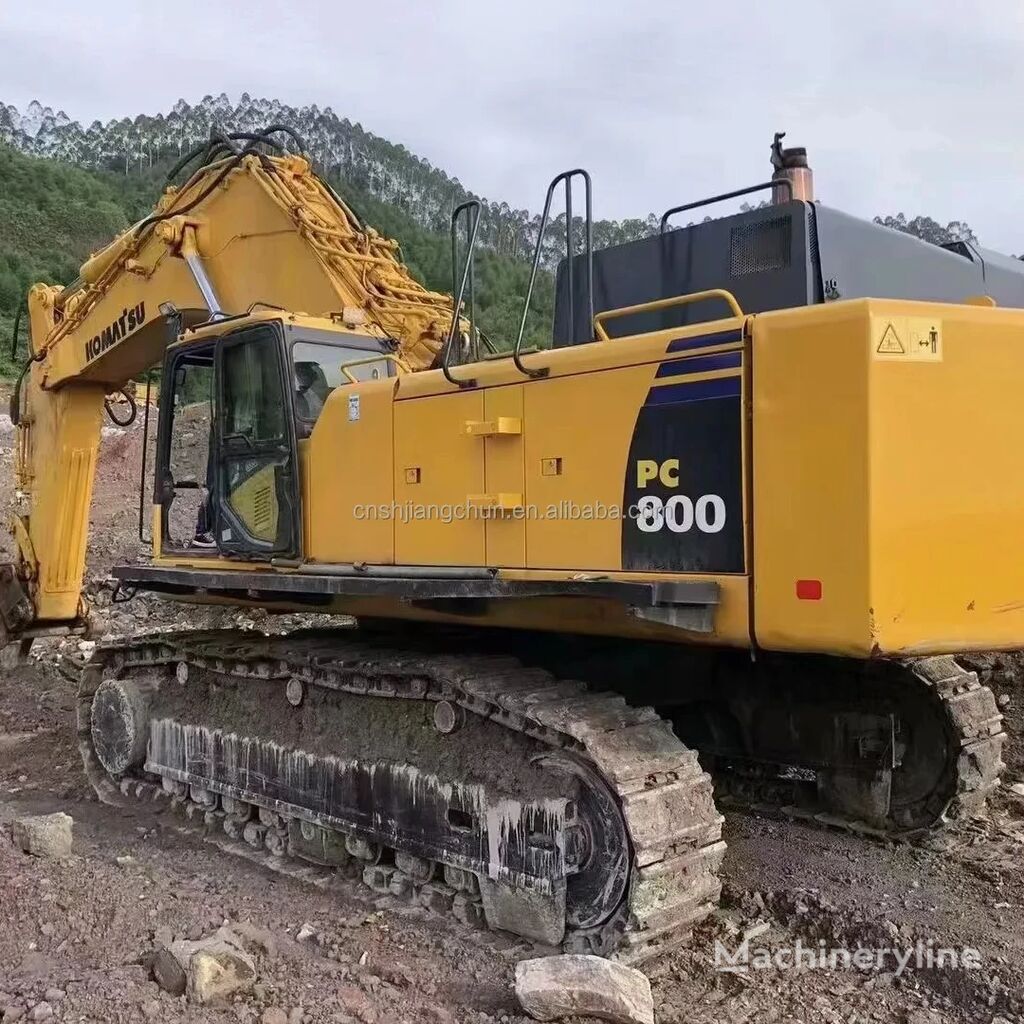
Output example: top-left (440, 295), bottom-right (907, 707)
top-left (2, 127), bottom-right (1010, 961)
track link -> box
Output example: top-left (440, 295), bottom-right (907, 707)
top-left (77, 629), bottom-right (725, 962)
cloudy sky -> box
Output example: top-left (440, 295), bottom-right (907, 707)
top-left (2, 0), bottom-right (1023, 251)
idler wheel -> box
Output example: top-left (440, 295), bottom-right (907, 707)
top-left (90, 679), bottom-right (151, 776)
top-left (535, 751), bottom-right (630, 931)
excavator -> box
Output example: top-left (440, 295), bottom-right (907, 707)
top-left (2, 126), bottom-right (1011, 961)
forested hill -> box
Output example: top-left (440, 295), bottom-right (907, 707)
top-left (1, 95), bottom-right (665, 264)
top-left (0, 140), bottom-right (557, 377)
top-left (0, 146), bottom-right (133, 373)
top-left (0, 95), bottom-right (983, 375)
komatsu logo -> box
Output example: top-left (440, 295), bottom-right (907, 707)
top-left (84, 302), bottom-right (146, 362)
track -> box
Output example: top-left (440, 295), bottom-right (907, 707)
top-left (77, 629), bottom-right (726, 963)
top-left (508, 635), bottom-right (1006, 838)
top-left (696, 654), bottom-right (1006, 836)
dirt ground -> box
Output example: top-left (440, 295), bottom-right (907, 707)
top-left (1, 410), bottom-right (1024, 1023)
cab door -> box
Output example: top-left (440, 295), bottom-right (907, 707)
top-left (214, 322), bottom-right (300, 559)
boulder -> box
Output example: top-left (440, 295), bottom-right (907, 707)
top-left (152, 936), bottom-right (256, 1004)
top-left (514, 955), bottom-right (654, 1024)
top-left (11, 813), bottom-right (73, 860)
top-left (187, 942), bottom-right (257, 1004)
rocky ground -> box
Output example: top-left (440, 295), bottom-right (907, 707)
top-left (1, 410), bottom-right (1024, 1024)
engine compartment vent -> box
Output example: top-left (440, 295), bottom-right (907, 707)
top-left (730, 216), bottom-right (792, 276)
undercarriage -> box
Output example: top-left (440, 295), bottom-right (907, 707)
top-left (79, 626), bottom-right (1004, 960)
top-left (80, 628), bottom-right (725, 962)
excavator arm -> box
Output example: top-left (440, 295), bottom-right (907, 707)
top-left (4, 129), bottom-right (457, 639)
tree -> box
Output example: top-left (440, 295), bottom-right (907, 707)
top-left (873, 213), bottom-right (977, 247)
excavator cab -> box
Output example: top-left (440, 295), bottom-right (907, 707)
top-left (154, 312), bottom-right (397, 561)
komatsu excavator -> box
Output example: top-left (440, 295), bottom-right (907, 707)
top-left (3, 127), bottom-right (1010, 961)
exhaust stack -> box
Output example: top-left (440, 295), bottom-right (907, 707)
top-left (770, 132), bottom-right (814, 204)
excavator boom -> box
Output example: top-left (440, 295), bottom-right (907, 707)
top-left (7, 129), bottom-right (456, 634)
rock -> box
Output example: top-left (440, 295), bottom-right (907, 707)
top-left (41, 992), bottom-right (63, 1004)
top-left (287, 1010), bottom-right (303, 1024)
top-left (997, 693), bottom-right (1011, 709)
top-left (1009, 782), bottom-right (1024, 798)
top-left (152, 947), bottom-right (188, 996)
top-left (261, 1010), bottom-right (288, 1024)
top-left (141, 1000), bottom-right (161, 1020)
top-left (296, 922), bottom-right (316, 942)
top-left (11, 813), bottom-right (73, 860)
top-left (153, 934), bottom-right (257, 1004)
top-left (187, 944), bottom-right (257, 1005)
top-left (27, 1004), bottom-right (52, 1023)
top-left (2, 1007), bottom-right (26, 1024)
top-left (116, 854), bottom-right (136, 866)
top-left (515, 955), bottom-right (654, 1024)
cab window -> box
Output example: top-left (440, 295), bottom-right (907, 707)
top-left (224, 336), bottom-right (286, 443)
top-left (291, 341), bottom-right (390, 431)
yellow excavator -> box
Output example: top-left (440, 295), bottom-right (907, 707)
top-left (4, 127), bottom-right (1009, 961)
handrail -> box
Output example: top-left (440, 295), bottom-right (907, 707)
top-left (659, 178), bottom-right (794, 234)
top-left (592, 289), bottom-right (745, 343)
top-left (441, 200), bottom-right (481, 388)
top-left (513, 169), bottom-right (593, 379)
top-left (137, 374), bottom-right (154, 544)
top-left (339, 352), bottom-right (411, 384)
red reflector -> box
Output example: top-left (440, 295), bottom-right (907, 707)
top-left (796, 579), bottom-right (822, 601)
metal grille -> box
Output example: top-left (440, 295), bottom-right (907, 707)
top-left (730, 216), bottom-right (792, 276)
top-left (253, 486), bottom-right (274, 532)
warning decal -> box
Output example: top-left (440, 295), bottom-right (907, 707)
top-left (871, 316), bottom-right (943, 362)
top-left (876, 323), bottom-right (904, 354)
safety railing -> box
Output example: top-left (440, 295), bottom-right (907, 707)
top-left (513, 169), bottom-right (594, 379)
top-left (441, 200), bottom-right (482, 389)
top-left (592, 289), bottom-right (745, 343)
top-left (660, 178), bottom-right (793, 234)
top-left (338, 352), bottom-right (411, 384)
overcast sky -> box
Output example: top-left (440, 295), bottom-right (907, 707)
top-left (2, 0), bottom-right (1023, 251)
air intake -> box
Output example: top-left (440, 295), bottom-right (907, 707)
top-left (730, 216), bottom-right (793, 276)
